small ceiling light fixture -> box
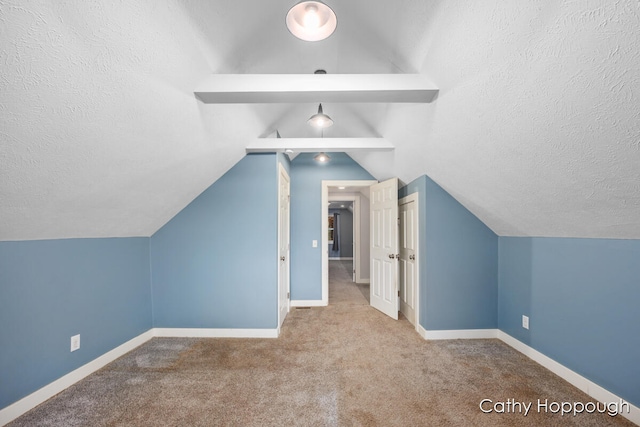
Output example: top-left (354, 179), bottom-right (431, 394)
top-left (286, 1), bottom-right (337, 42)
top-left (314, 152), bottom-right (331, 163)
top-left (308, 103), bottom-right (333, 128)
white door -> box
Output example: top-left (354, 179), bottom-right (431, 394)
top-left (370, 178), bottom-right (399, 319)
top-left (278, 164), bottom-right (290, 329)
top-left (399, 196), bottom-right (418, 326)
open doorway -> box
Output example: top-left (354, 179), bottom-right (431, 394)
top-left (327, 200), bottom-right (367, 304)
top-left (321, 180), bottom-right (377, 305)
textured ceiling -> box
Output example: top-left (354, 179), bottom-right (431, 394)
top-left (1, 0), bottom-right (639, 240)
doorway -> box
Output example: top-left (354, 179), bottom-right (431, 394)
top-left (321, 180), bottom-right (377, 305)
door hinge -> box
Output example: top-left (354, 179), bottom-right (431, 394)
top-left (287, 292), bottom-right (290, 299)
top-left (397, 290), bottom-right (400, 297)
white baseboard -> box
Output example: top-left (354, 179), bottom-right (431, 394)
top-left (3, 326), bottom-right (637, 427)
top-left (0, 330), bottom-right (154, 427)
top-left (0, 327), bottom-right (279, 426)
top-left (355, 279), bottom-right (370, 284)
top-left (415, 327), bottom-right (639, 425)
top-left (498, 331), bottom-right (639, 426)
top-left (291, 299), bottom-right (327, 307)
top-left (153, 328), bottom-right (278, 338)
top-left (418, 327), bottom-right (498, 340)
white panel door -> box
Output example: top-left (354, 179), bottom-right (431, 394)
top-left (278, 164), bottom-right (290, 329)
top-left (399, 198), bottom-right (418, 326)
top-left (370, 178), bottom-right (399, 319)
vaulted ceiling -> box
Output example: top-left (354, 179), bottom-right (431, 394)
top-left (1, 0), bottom-right (639, 241)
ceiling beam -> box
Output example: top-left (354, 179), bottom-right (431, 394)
top-left (195, 74), bottom-right (438, 103)
top-left (246, 138), bottom-right (394, 153)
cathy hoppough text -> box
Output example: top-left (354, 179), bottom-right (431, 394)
top-left (479, 398), bottom-right (630, 417)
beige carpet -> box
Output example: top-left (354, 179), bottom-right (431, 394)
top-left (8, 260), bottom-right (634, 426)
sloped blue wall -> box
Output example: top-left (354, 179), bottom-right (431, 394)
top-left (150, 153), bottom-right (279, 329)
top-left (400, 175), bottom-right (499, 330)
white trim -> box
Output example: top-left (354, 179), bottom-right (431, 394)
top-left (277, 162), bottom-right (291, 330)
top-left (417, 323), bottom-right (428, 339)
top-left (498, 331), bottom-right (588, 393)
top-left (322, 180), bottom-right (377, 305)
top-left (419, 328), bottom-right (499, 340)
top-left (290, 299), bottom-right (327, 307)
top-left (0, 330), bottom-right (154, 426)
top-left (399, 193), bottom-right (420, 335)
top-left (414, 328), bottom-right (639, 425)
top-left (498, 331), bottom-right (639, 425)
top-left (153, 328), bottom-right (278, 338)
top-left (0, 327), bottom-right (280, 425)
top-left (247, 137), bottom-right (395, 153)
top-left (356, 279), bottom-right (370, 284)
top-left (329, 257), bottom-right (353, 260)
top-left (3, 327), bottom-right (637, 427)
top-left (195, 73), bottom-right (438, 104)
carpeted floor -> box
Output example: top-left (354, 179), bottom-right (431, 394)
top-left (8, 260), bottom-right (634, 426)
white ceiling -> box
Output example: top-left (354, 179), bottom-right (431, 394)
top-left (1, 0), bottom-right (639, 240)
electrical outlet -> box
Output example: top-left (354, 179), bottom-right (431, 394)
top-left (70, 334), bottom-right (80, 352)
top-left (522, 315), bottom-right (529, 330)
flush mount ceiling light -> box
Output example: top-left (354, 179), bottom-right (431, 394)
top-left (286, 1), bottom-right (337, 41)
top-left (308, 103), bottom-right (333, 128)
top-left (314, 152), bottom-right (331, 163)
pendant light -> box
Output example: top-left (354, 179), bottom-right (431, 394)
top-left (314, 152), bottom-right (331, 163)
top-left (308, 103), bottom-right (334, 128)
top-left (286, 1), bottom-right (337, 41)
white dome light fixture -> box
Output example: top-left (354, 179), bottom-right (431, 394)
top-left (286, 1), bottom-right (337, 42)
top-left (314, 152), bottom-right (331, 163)
top-left (308, 103), bottom-right (334, 128)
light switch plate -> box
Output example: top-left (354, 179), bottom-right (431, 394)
top-left (312, 240), bottom-right (318, 248)
top-left (522, 315), bottom-right (529, 330)
top-left (70, 334), bottom-right (80, 352)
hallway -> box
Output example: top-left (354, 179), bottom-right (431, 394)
top-left (328, 260), bottom-right (369, 305)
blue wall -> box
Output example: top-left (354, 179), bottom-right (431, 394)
top-left (290, 153), bottom-right (374, 301)
top-left (0, 238), bottom-right (151, 409)
top-left (4, 152), bottom-right (637, 413)
top-left (400, 175), bottom-right (498, 330)
top-left (150, 153), bottom-right (279, 329)
top-left (498, 237), bottom-right (640, 407)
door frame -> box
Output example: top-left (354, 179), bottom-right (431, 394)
top-left (321, 180), bottom-right (377, 305)
top-left (277, 162), bottom-right (291, 332)
top-left (399, 193), bottom-right (420, 333)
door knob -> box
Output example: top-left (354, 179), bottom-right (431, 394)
top-left (409, 254), bottom-right (415, 260)
top-left (280, 256), bottom-right (286, 261)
